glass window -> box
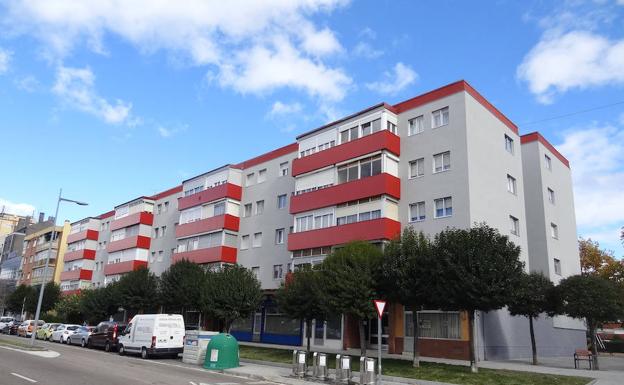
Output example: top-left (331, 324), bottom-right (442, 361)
top-left (280, 162), bottom-right (289, 176)
top-left (505, 135), bottom-right (514, 154)
top-left (253, 232), bottom-right (262, 248)
top-left (326, 315), bottom-right (342, 340)
top-left (544, 155), bottom-right (552, 170)
top-left (361, 121), bottom-right (371, 136)
top-left (264, 308), bottom-right (301, 336)
top-left (554, 258), bottom-right (561, 275)
top-left (273, 264), bottom-right (283, 279)
top-left (339, 130), bottom-right (349, 144)
top-left (386, 121), bottom-right (397, 134)
top-left (418, 312), bottom-right (460, 339)
top-left (256, 200), bottom-right (264, 215)
top-left (275, 228), bottom-right (285, 244)
top-left (372, 118), bottom-right (382, 133)
top-left (409, 116), bottom-right (424, 136)
top-left (547, 188), bottom-right (555, 204)
top-left (258, 169), bottom-right (267, 183)
top-left (410, 202), bottom-right (426, 222)
top-left (213, 202), bottom-right (225, 216)
top-left (241, 235), bottom-right (249, 250)
top-left (510, 215), bottom-right (519, 236)
top-left (246, 173), bottom-right (255, 186)
top-left (409, 158), bottom-right (425, 178)
top-left (277, 194), bottom-right (287, 209)
top-left (432, 107), bottom-right (449, 128)
top-left (433, 151), bottom-right (451, 173)
top-left (434, 197), bottom-right (452, 218)
top-left (349, 126), bottom-right (359, 141)
top-left (244, 203), bottom-right (252, 217)
top-left (507, 175), bottom-right (517, 194)
top-left (551, 223), bottom-right (558, 239)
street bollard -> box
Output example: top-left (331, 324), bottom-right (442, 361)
top-left (292, 350), bottom-right (298, 376)
top-left (293, 350), bottom-right (307, 378)
top-left (359, 357), bottom-right (376, 385)
top-left (335, 354), bottom-right (351, 384)
top-left (313, 352), bottom-right (328, 380)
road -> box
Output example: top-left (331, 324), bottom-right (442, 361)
top-left (0, 335), bottom-right (277, 385)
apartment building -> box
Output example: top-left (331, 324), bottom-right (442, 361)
top-left (19, 221), bottom-right (70, 286)
top-left (58, 80), bottom-right (583, 361)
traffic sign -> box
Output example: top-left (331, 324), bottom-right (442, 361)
top-left (373, 300), bottom-right (386, 318)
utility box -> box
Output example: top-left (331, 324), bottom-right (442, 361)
top-left (203, 333), bottom-right (240, 370)
top-left (182, 330), bottom-right (219, 365)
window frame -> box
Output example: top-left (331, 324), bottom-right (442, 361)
top-left (431, 107), bottom-right (449, 128)
top-left (434, 197), bottom-right (453, 218)
top-left (409, 158), bottom-right (425, 179)
top-left (433, 151), bottom-right (451, 173)
top-left (409, 201), bottom-right (426, 222)
top-left (408, 115), bottom-right (424, 136)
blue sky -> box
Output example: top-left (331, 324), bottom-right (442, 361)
top-left (0, 0), bottom-right (622, 256)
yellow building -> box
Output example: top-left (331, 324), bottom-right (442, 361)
top-left (20, 221), bottom-right (70, 286)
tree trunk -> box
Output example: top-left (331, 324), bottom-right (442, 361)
top-left (529, 316), bottom-right (538, 365)
top-left (588, 319), bottom-right (599, 370)
top-left (412, 311), bottom-right (420, 368)
top-left (468, 310), bottom-right (478, 373)
top-left (306, 319), bottom-right (311, 353)
top-left (359, 319), bottom-right (367, 357)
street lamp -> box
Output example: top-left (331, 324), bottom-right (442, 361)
top-left (30, 189), bottom-right (87, 346)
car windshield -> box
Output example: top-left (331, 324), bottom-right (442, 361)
top-left (67, 326), bottom-right (79, 331)
top-left (0, 317), bottom-right (12, 322)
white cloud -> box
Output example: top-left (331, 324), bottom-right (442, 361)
top-left (157, 123), bottom-right (187, 138)
top-left (353, 41), bottom-right (383, 59)
top-left (358, 27), bottom-right (376, 39)
top-left (365, 62), bottom-right (418, 95)
top-left (52, 65), bottom-right (133, 124)
top-left (268, 101), bottom-right (303, 117)
top-left (2, 0), bottom-right (351, 102)
top-left (15, 75), bottom-right (40, 92)
top-left (0, 198), bottom-right (36, 217)
top-left (557, 124), bottom-right (624, 249)
top-left (518, 31), bottom-right (624, 103)
top-left (0, 48), bottom-right (11, 73)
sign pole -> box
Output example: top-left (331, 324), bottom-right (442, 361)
top-left (373, 300), bottom-right (386, 385)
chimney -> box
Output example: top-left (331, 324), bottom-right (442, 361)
top-left (38, 212), bottom-right (45, 223)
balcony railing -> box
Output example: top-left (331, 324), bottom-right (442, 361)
top-left (104, 260), bottom-right (148, 276)
top-left (106, 235), bottom-right (151, 253)
top-left (110, 212), bottom-right (153, 232)
top-left (178, 183), bottom-right (242, 211)
top-left (67, 229), bottom-right (99, 244)
top-left (172, 246), bottom-right (237, 265)
top-left (60, 269), bottom-right (93, 282)
top-left (63, 249), bottom-right (96, 262)
top-left (175, 214), bottom-right (239, 238)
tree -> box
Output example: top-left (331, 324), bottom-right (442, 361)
top-left (380, 228), bottom-right (441, 367)
top-left (507, 272), bottom-right (557, 365)
top-left (320, 241), bottom-right (383, 357)
top-left (55, 293), bottom-right (83, 324)
top-left (6, 284), bottom-right (35, 315)
top-left (276, 265), bottom-right (326, 352)
top-left (116, 267), bottom-right (160, 315)
top-left (26, 282), bottom-right (61, 315)
top-left (201, 265), bottom-right (262, 333)
top-left (79, 284), bottom-right (120, 325)
top-left (579, 238), bottom-right (624, 286)
top-left (433, 224), bottom-right (524, 373)
top-left (556, 275), bottom-right (624, 370)
top-left (159, 260), bottom-right (206, 315)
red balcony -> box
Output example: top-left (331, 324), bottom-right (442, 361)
top-left (67, 229), bottom-right (99, 244)
top-left (178, 183), bottom-right (242, 211)
top-left (288, 218), bottom-right (401, 250)
top-left (60, 269), bottom-right (93, 282)
top-left (292, 130), bottom-right (400, 176)
top-left (110, 211), bottom-right (154, 231)
top-left (63, 249), bottom-right (96, 262)
top-left (290, 173), bottom-right (400, 214)
top-left (172, 246), bottom-right (237, 265)
top-left (61, 289), bottom-right (82, 296)
top-left (104, 260), bottom-right (148, 276)
top-left (106, 235), bottom-right (151, 253)
top-left (175, 214), bottom-right (239, 239)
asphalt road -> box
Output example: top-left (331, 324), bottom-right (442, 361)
top-left (0, 335), bottom-right (276, 385)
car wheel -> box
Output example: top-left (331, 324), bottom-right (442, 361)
top-left (81, 338), bottom-right (86, 348)
top-left (87, 338), bottom-right (92, 349)
top-left (118, 344), bottom-right (125, 356)
top-left (141, 347), bottom-right (150, 359)
top-left (104, 341), bottom-right (111, 352)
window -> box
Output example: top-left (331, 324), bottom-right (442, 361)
top-left (275, 228), bottom-right (285, 244)
top-left (554, 258), bottom-right (561, 275)
top-left (432, 107), bottom-right (449, 128)
top-left (251, 266), bottom-right (260, 278)
top-left (507, 175), bottom-right (517, 194)
top-left (253, 232), bottom-right (262, 248)
top-left (163, 201), bottom-right (169, 213)
top-left (256, 200), bottom-right (264, 215)
top-left (434, 197), bottom-right (452, 218)
top-left (408, 115), bottom-right (424, 136)
top-left (337, 155), bottom-right (381, 184)
top-left (161, 226), bottom-right (166, 237)
top-left (505, 135), bottom-right (514, 154)
top-left (277, 194), bottom-right (287, 209)
top-left (296, 215), bottom-right (314, 232)
top-left (510, 215), bottom-right (519, 236)
top-left (544, 154), bottom-right (552, 170)
top-left (214, 202), bottom-right (226, 216)
top-left (157, 250), bottom-right (163, 263)
top-left (433, 151), bottom-right (451, 173)
top-left (273, 265), bottom-right (283, 280)
top-left (417, 311), bottom-right (461, 339)
top-left (387, 121), bottom-right (397, 134)
top-left (241, 235), bottom-right (250, 250)
top-left (156, 204), bottom-right (162, 214)
top-left (409, 202), bottom-right (426, 222)
top-left (409, 158), bottom-right (425, 178)
top-left (244, 203), bottom-right (252, 217)
top-left (551, 223), bottom-right (558, 239)
top-left (314, 213), bottom-right (334, 229)
top-left (279, 162), bottom-right (289, 176)
top-left (258, 169), bottom-right (267, 183)
top-left (246, 173), bottom-right (255, 186)
top-left (547, 188), bottom-right (555, 204)
top-left (361, 121), bottom-right (372, 136)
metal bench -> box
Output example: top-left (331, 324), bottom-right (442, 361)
top-left (574, 349), bottom-right (593, 369)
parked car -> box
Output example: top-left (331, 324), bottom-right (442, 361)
top-left (8, 321), bottom-right (21, 335)
top-left (118, 314), bottom-right (185, 359)
top-left (16, 321), bottom-right (28, 337)
top-left (51, 324), bottom-right (80, 343)
top-left (36, 323), bottom-right (61, 340)
top-left (68, 326), bottom-right (95, 347)
top-left (0, 317), bottom-right (16, 334)
top-left (17, 320), bottom-right (44, 337)
top-left (88, 321), bottom-right (127, 352)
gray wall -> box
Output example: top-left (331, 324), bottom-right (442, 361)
top-left (149, 192), bottom-right (181, 276)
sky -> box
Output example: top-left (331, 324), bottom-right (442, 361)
top-left (0, 0), bottom-right (622, 256)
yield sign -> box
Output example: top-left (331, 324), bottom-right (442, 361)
top-left (373, 300), bottom-right (386, 319)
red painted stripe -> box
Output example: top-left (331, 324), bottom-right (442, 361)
top-left (60, 269), bottom-right (93, 281)
top-left (175, 214), bottom-right (240, 238)
top-left (292, 130), bottom-right (400, 177)
top-left (110, 212), bottom-right (154, 231)
top-left (234, 142), bottom-right (298, 169)
top-left (521, 132), bottom-right (570, 168)
top-left (66, 229), bottom-right (99, 244)
top-left (290, 173), bottom-right (401, 214)
top-left (104, 260), bottom-right (148, 276)
top-left (106, 235), bottom-right (151, 253)
top-left (150, 185), bottom-right (183, 201)
top-left (178, 183), bottom-right (242, 210)
top-left (63, 249), bottom-right (96, 262)
top-left (172, 246), bottom-right (237, 264)
top-left (98, 210), bottom-right (115, 219)
top-left (288, 218), bottom-right (401, 250)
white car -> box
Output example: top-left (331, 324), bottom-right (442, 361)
top-left (0, 317), bottom-right (16, 333)
top-left (51, 324), bottom-right (81, 343)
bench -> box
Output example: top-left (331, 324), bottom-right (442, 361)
top-left (574, 349), bottom-right (593, 369)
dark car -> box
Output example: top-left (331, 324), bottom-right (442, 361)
top-left (88, 321), bottom-right (127, 352)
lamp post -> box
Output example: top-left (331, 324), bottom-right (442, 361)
top-left (30, 188), bottom-right (87, 346)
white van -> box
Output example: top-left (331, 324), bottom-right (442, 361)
top-left (117, 314), bottom-right (185, 359)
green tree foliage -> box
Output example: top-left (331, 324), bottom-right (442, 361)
top-left (79, 284), bottom-right (120, 325)
top-left (116, 267), bottom-right (160, 315)
top-left (159, 260), bottom-right (206, 313)
top-left (201, 264), bottom-right (262, 332)
top-left (433, 224), bottom-right (524, 372)
top-left (55, 293), bottom-right (83, 324)
top-left (6, 284), bottom-right (35, 314)
top-left (508, 272), bottom-right (557, 365)
top-left (320, 241), bottom-right (382, 357)
top-left (381, 228), bottom-right (441, 367)
top-left (276, 265), bottom-right (326, 352)
top-left (557, 275), bottom-right (624, 370)
top-left (26, 282), bottom-right (61, 315)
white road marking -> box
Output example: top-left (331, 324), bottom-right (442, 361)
top-left (0, 345), bottom-right (60, 358)
top-left (11, 372), bottom-right (37, 383)
top-left (215, 383), bottom-right (239, 385)
top-left (189, 382), bottom-right (197, 385)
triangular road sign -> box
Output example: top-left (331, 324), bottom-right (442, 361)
top-left (373, 300), bottom-right (386, 318)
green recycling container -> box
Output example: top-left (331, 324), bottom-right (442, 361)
top-left (203, 333), bottom-right (240, 370)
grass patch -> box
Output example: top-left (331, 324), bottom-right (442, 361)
top-left (239, 345), bottom-right (591, 385)
top-left (0, 335), bottom-right (46, 351)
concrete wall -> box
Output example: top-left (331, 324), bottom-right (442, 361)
top-left (148, 192), bottom-right (181, 276)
